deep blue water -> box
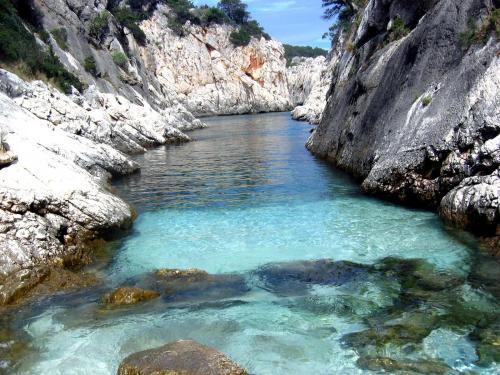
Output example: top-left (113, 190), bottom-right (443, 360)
top-left (11, 113), bottom-right (498, 374)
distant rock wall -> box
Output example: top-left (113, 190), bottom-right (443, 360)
top-left (306, 0), bottom-right (500, 238)
top-left (35, 0), bottom-right (291, 116)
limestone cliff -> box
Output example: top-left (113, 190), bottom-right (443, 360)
top-left (307, 0), bottom-right (499, 238)
top-left (34, 0), bottom-right (290, 116)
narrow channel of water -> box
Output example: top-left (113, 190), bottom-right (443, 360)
top-left (6, 113), bottom-right (498, 374)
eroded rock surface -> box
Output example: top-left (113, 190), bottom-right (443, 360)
top-left (117, 339), bottom-right (248, 375)
top-left (0, 92), bottom-right (134, 281)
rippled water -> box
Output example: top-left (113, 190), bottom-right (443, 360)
top-left (6, 113), bottom-right (499, 374)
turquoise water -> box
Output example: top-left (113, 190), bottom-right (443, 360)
top-left (8, 113), bottom-right (499, 374)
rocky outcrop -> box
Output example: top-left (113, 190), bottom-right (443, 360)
top-left (117, 339), bottom-right (248, 375)
top-left (288, 54), bottom-right (337, 124)
top-left (0, 90), bottom-right (135, 281)
top-left (306, 0), bottom-right (500, 238)
top-left (34, 1), bottom-right (290, 117)
top-left (0, 70), bottom-right (200, 154)
top-left (287, 56), bottom-right (326, 108)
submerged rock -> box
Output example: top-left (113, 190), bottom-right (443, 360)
top-left (0, 266), bottom-right (98, 306)
top-left (255, 259), bottom-right (371, 296)
top-left (103, 287), bottom-right (160, 306)
top-left (117, 339), bottom-right (248, 375)
top-left (133, 269), bottom-right (250, 304)
top-left (376, 257), bottom-right (464, 292)
top-left (0, 327), bottom-right (28, 373)
top-left (469, 255), bottom-right (500, 298)
top-left (155, 268), bottom-right (209, 282)
top-left (469, 323), bottom-right (500, 367)
top-left (356, 356), bottom-right (453, 374)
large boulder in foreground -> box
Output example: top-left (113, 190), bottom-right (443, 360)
top-left (117, 339), bottom-right (247, 375)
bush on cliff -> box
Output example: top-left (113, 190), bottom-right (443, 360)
top-left (218, 0), bottom-right (269, 46)
top-left (229, 27), bottom-right (251, 46)
top-left (0, 0), bottom-right (83, 93)
top-left (50, 27), bottom-right (68, 50)
top-left (218, 0), bottom-right (249, 24)
top-left (112, 6), bottom-right (147, 45)
top-left (84, 56), bottom-right (98, 76)
top-left (459, 9), bottom-right (500, 49)
top-left (322, 0), bottom-right (362, 42)
top-left (112, 51), bottom-right (128, 68)
top-left (88, 11), bottom-right (110, 41)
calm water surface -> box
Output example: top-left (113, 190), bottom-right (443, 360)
top-left (8, 113), bottom-right (498, 374)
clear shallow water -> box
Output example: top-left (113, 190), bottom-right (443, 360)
top-left (8, 113), bottom-right (499, 374)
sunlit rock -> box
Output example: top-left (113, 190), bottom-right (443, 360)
top-left (117, 339), bottom-right (248, 375)
top-left (103, 287), bottom-right (160, 306)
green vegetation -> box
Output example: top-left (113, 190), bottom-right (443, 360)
top-left (422, 95), bottom-right (432, 107)
top-left (459, 9), bottom-right (500, 49)
top-left (283, 44), bottom-right (328, 65)
top-left (164, 0), bottom-right (196, 36)
top-left (88, 11), bottom-right (110, 41)
top-left (0, 0), bottom-right (82, 93)
top-left (112, 51), bottom-right (128, 67)
top-left (50, 27), bottom-right (68, 50)
top-left (387, 16), bottom-right (410, 42)
top-left (218, 0), bottom-right (269, 46)
top-left (112, 6), bottom-right (147, 45)
top-left (229, 27), bottom-right (251, 46)
top-left (322, 0), bottom-right (361, 42)
top-left (84, 56), bottom-right (98, 75)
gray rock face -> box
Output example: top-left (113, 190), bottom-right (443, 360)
top-left (117, 339), bottom-right (248, 375)
top-left (307, 0), bottom-right (499, 236)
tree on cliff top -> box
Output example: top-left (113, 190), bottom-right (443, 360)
top-left (322, 0), bottom-right (360, 42)
top-left (322, 0), bottom-right (357, 20)
top-left (217, 0), bottom-right (250, 24)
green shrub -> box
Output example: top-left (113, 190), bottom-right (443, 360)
top-left (84, 56), bottom-right (98, 75)
top-left (0, 0), bottom-right (82, 93)
top-left (422, 95), bottom-right (432, 107)
top-left (388, 16), bottom-right (410, 42)
top-left (88, 11), bottom-right (109, 40)
top-left (230, 27), bottom-right (251, 46)
top-left (50, 27), bottom-right (68, 50)
top-left (218, 0), bottom-right (249, 24)
top-left (200, 6), bottom-right (227, 25)
top-left (112, 6), bottom-right (147, 44)
top-left (459, 10), bottom-right (500, 49)
top-left (112, 51), bottom-right (128, 67)
top-left (283, 44), bottom-right (328, 65)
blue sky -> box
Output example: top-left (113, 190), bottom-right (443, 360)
top-left (193, 0), bottom-right (332, 49)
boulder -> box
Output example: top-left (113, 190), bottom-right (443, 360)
top-left (356, 356), bottom-right (453, 374)
top-left (103, 287), bottom-right (160, 306)
top-left (117, 339), bottom-right (247, 375)
top-left (255, 259), bottom-right (371, 296)
top-left (0, 151), bottom-right (17, 168)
